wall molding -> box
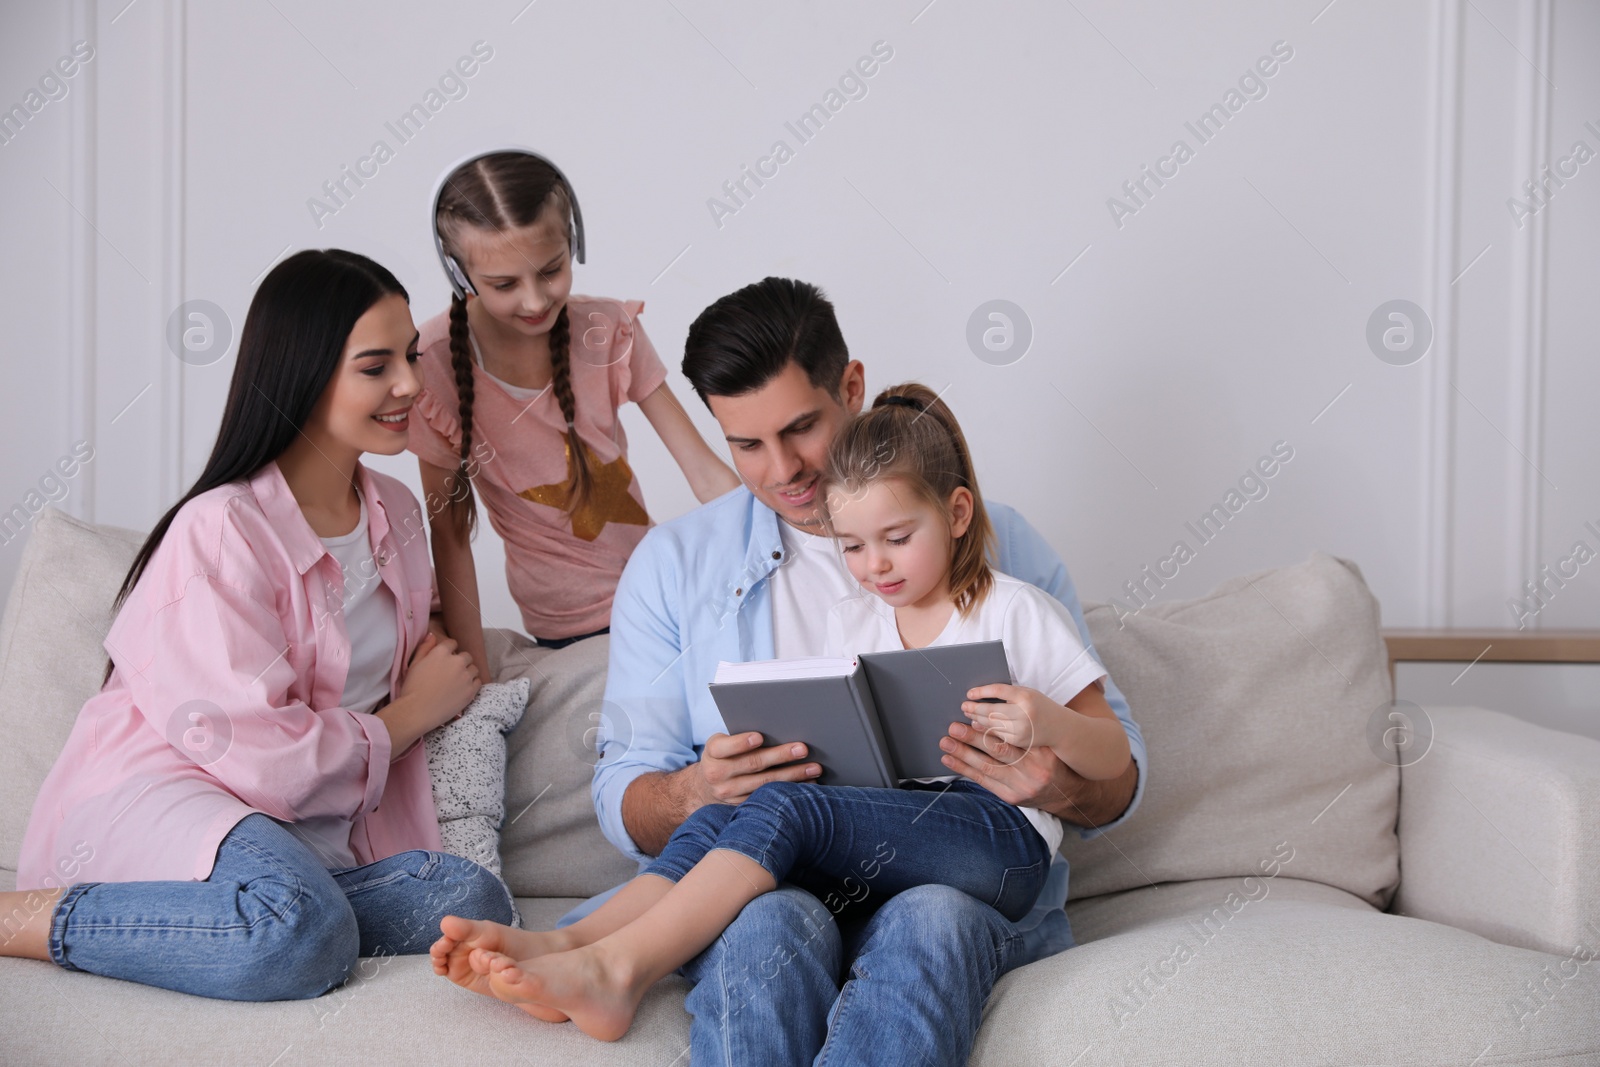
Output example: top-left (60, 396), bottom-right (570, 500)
top-left (68, 0), bottom-right (98, 521)
top-left (1506, 0), bottom-right (1554, 626)
top-left (1424, 0), bottom-right (1464, 627)
top-left (160, 0), bottom-right (187, 506)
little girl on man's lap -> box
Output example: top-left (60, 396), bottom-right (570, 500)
top-left (431, 382), bottom-right (1130, 1040)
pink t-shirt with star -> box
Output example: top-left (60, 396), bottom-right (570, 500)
top-left (408, 295), bottom-right (668, 640)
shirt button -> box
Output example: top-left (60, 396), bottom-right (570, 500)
top-left (772, 551), bottom-right (782, 559)
top-left (407, 608), bottom-right (413, 619)
top-left (735, 588), bottom-right (743, 596)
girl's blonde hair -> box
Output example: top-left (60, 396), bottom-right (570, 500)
top-left (821, 382), bottom-right (996, 618)
top-left (433, 151), bottom-right (591, 538)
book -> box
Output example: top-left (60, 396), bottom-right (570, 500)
top-left (708, 639), bottom-right (1013, 788)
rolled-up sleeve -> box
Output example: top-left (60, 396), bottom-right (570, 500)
top-left (591, 536), bottom-right (700, 862)
top-left (120, 573), bottom-right (393, 823)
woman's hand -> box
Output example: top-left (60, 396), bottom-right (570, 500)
top-left (376, 633), bottom-right (482, 757)
top-left (961, 683), bottom-right (1064, 752)
top-left (399, 632), bottom-right (482, 729)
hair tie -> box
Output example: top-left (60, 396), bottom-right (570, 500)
top-left (879, 395), bottom-right (925, 413)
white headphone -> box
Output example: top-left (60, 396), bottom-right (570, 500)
top-left (428, 147), bottom-right (586, 300)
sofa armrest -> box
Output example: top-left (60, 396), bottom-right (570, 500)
top-left (1393, 705), bottom-right (1600, 955)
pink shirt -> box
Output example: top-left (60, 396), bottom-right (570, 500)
top-left (408, 295), bottom-right (668, 640)
top-left (17, 461), bottom-right (443, 888)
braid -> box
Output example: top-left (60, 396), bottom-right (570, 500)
top-left (446, 295), bottom-right (479, 539)
top-left (547, 304), bottom-right (593, 518)
top-left (432, 152), bottom-right (586, 524)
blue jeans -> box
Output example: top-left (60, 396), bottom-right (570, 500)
top-left (680, 882), bottom-right (1026, 1066)
top-left (647, 779), bottom-right (1050, 1066)
top-left (645, 780), bottom-right (1051, 925)
top-left (46, 813), bottom-right (515, 1001)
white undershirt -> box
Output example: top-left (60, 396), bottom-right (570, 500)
top-left (319, 488), bottom-right (397, 718)
top-left (471, 329), bottom-right (549, 402)
top-left (279, 487), bottom-right (396, 870)
top-left (768, 517), bottom-right (862, 660)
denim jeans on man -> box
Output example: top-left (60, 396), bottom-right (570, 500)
top-left (47, 813), bottom-right (514, 1001)
top-left (575, 486), bottom-right (1149, 1063)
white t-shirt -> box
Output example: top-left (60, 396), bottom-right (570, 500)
top-left (279, 487), bottom-right (397, 870)
top-left (320, 488), bottom-right (397, 718)
top-left (822, 573), bottom-right (1109, 855)
top-left (769, 517), bottom-right (861, 660)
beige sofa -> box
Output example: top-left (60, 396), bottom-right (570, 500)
top-left (1, 506), bottom-right (1597, 1065)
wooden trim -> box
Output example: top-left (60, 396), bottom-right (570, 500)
top-left (1383, 628), bottom-right (1600, 693)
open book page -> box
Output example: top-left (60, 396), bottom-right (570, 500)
top-left (712, 657), bottom-right (856, 684)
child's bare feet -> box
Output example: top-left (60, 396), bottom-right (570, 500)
top-left (430, 916), bottom-right (584, 1022)
top-left (482, 946), bottom-right (650, 1042)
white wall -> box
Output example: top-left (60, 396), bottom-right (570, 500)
top-left (3, 0), bottom-right (1596, 654)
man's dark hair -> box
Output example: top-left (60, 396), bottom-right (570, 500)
top-left (681, 277), bottom-right (849, 406)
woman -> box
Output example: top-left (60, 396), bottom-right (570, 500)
top-left (0, 249), bottom-right (513, 1000)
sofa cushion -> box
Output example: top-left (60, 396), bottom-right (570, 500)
top-left (1065, 551), bottom-right (1399, 909)
top-left (485, 629), bottom-right (637, 898)
top-left (2, 887), bottom-right (1592, 1064)
top-left (0, 508), bottom-right (144, 888)
top-left (979, 876), bottom-right (1599, 1064)
top-left (0, 897), bottom-right (696, 1064)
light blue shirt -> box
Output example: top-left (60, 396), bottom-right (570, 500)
top-left (591, 485), bottom-right (1147, 855)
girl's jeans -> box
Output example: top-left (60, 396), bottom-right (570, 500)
top-left (643, 779), bottom-right (1052, 924)
top-left (46, 813), bottom-right (514, 1001)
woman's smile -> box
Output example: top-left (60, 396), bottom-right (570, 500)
top-left (372, 406), bottom-right (411, 432)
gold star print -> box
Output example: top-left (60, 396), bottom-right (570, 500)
top-left (518, 438), bottom-right (650, 542)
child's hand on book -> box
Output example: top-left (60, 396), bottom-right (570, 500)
top-left (961, 684), bottom-right (1064, 753)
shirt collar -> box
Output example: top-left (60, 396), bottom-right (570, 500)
top-left (360, 463), bottom-right (394, 548)
top-left (249, 459), bottom-right (391, 575)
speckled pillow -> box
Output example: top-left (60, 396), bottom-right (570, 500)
top-left (424, 677), bottom-right (529, 924)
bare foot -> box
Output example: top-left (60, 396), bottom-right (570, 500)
top-left (483, 946), bottom-right (649, 1042)
top-left (430, 915), bottom-right (580, 1022)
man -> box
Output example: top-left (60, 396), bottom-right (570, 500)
top-left (587, 277), bottom-right (1146, 1064)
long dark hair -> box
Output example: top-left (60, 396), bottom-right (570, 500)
top-left (104, 249), bottom-right (408, 682)
top-left (434, 151), bottom-right (588, 538)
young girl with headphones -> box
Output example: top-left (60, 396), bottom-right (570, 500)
top-left (411, 150), bottom-right (739, 676)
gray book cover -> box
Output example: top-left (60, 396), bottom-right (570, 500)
top-left (708, 640), bottom-right (1013, 787)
